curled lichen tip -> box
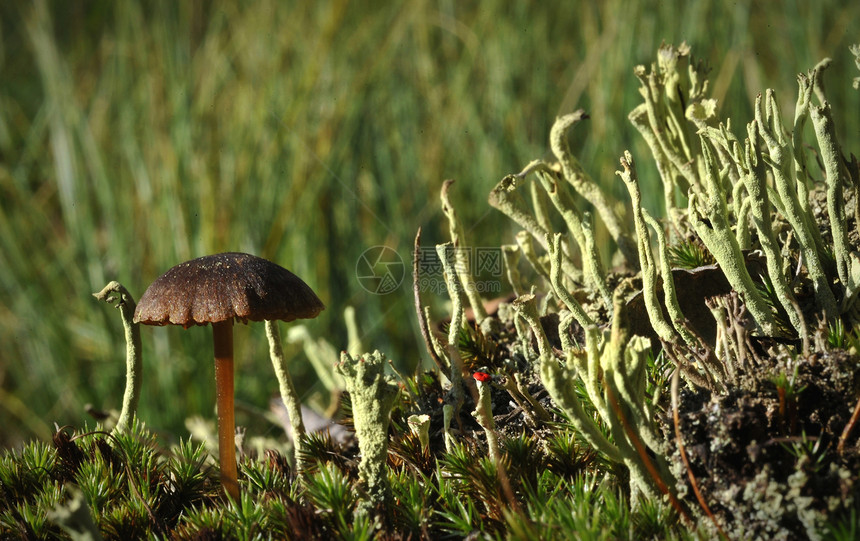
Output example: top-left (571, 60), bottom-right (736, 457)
top-left (95, 281), bottom-right (142, 434)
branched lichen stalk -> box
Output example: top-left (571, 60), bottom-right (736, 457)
top-left (756, 90), bottom-right (838, 318)
top-left (441, 180), bottom-right (488, 323)
top-left (633, 68), bottom-right (702, 196)
top-left (599, 285), bottom-right (674, 500)
top-left (618, 152), bottom-right (677, 343)
top-left (515, 231), bottom-right (551, 281)
top-left (335, 350), bottom-right (399, 513)
top-left (550, 111), bottom-right (638, 266)
top-left (629, 104), bottom-right (686, 232)
top-left (517, 160), bottom-right (585, 262)
top-left (489, 175), bottom-right (551, 248)
top-left (518, 160), bottom-right (588, 278)
top-left (93, 281), bottom-right (142, 434)
top-left (489, 173), bottom-right (580, 278)
top-left (740, 121), bottom-right (805, 335)
top-left (510, 293), bottom-right (552, 359)
top-left (580, 325), bottom-right (613, 425)
top-left (539, 352), bottom-right (623, 463)
top-left (793, 72), bottom-right (815, 215)
top-left (266, 321), bottom-right (307, 471)
top-left (735, 195), bottom-right (753, 250)
top-left (530, 177), bottom-right (554, 238)
top-left (689, 136), bottom-right (778, 335)
top-left (810, 93), bottom-right (859, 307)
top-left (582, 212), bottom-right (613, 310)
top-left (641, 211), bottom-right (699, 346)
top-left (548, 232), bottom-right (593, 330)
top-left (611, 336), bottom-right (663, 452)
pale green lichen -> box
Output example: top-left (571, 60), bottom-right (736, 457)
top-left (632, 43), bottom-right (706, 198)
top-left (488, 174), bottom-right (551, 249)
top-left (510, 293), bottom-right (552, 359)
top-left (756, 89), bottom-right (838, 318)
top-left (550, 111), bottom-right (638, 266)
top-left (437, 241), bottom-right (467, 411)
top-left (470, 378), bottom-right (500, 463)
top-left (501, 244), bottom-right (523, 295)
top-left (599, 286), bottom-right (674, 500)
top-left (529, 173), bottom-right (555, 238)
top-left (441, 180), bottom-right (488, 324)
top-left (265, 320), bottom-right (307, 471)
top-left (629, 104), bottom-right (686, 233)
top-left (335, 350), bottom-right (399, 512)
top-left (808, 67), bottom-right (860, 310)
top-left (407, 414), bottom-right (431, 451)
top-left (515, 230), bottom-right (551, 281)
top-left (517, 160), bottom-right (588, 283)
top-left (618, 152), bottom-right (678, 344)
top-left (547, 232), bottom-right (593, 331)
top-left (581, 211), bottom-right (613, 310)
top-left (540, 289), bottom-right (674, 501)
top-left (642, 210), bottom-right (699, 347)
top-left (93, 281), bottom-right (142, 435)
top-left (539, 350), bottom-right (622, 463)
top-left (489, 173), bottom-right (580, 279)
top-left (689, 135), bottom-right (778, 335)
top-left (485, 42), bottom-right (860, 536)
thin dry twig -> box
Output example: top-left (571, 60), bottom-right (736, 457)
top-left (413, 228), bottom-right (445, 374)
top-left (837, 394), bottom-right (860, 455)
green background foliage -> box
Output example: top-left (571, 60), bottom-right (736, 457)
top-left (0, 0), bottom-right (857, 448)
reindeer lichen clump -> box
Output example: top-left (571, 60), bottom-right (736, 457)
top-left (335, 350), bottom-right (400, 514)
top-left (473, 42), bottom-right (860, 537)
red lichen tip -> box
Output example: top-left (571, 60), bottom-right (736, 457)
top-left (473, 371), bottom-right (491, 383)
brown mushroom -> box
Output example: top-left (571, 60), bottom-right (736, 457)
top-left (133, 252), bottom-right (324, 500)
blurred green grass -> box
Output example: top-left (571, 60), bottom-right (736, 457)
top-left (0, 0), bottom-right (857, 447)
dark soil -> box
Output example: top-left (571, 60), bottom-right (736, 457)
top-left (666, 349), bottom-right (860, 539)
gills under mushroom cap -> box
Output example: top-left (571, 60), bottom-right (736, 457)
top-left (133, 252), bottom-right (325, 328)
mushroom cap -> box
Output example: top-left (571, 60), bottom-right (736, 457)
top-left (133, 252), bottom-right (325, 327)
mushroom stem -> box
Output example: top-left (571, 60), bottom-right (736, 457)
top-left (212, 319), bottom-right (239, 500)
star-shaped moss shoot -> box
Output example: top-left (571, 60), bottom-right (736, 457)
top-left (335, 350), bottom-right (399, 513)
